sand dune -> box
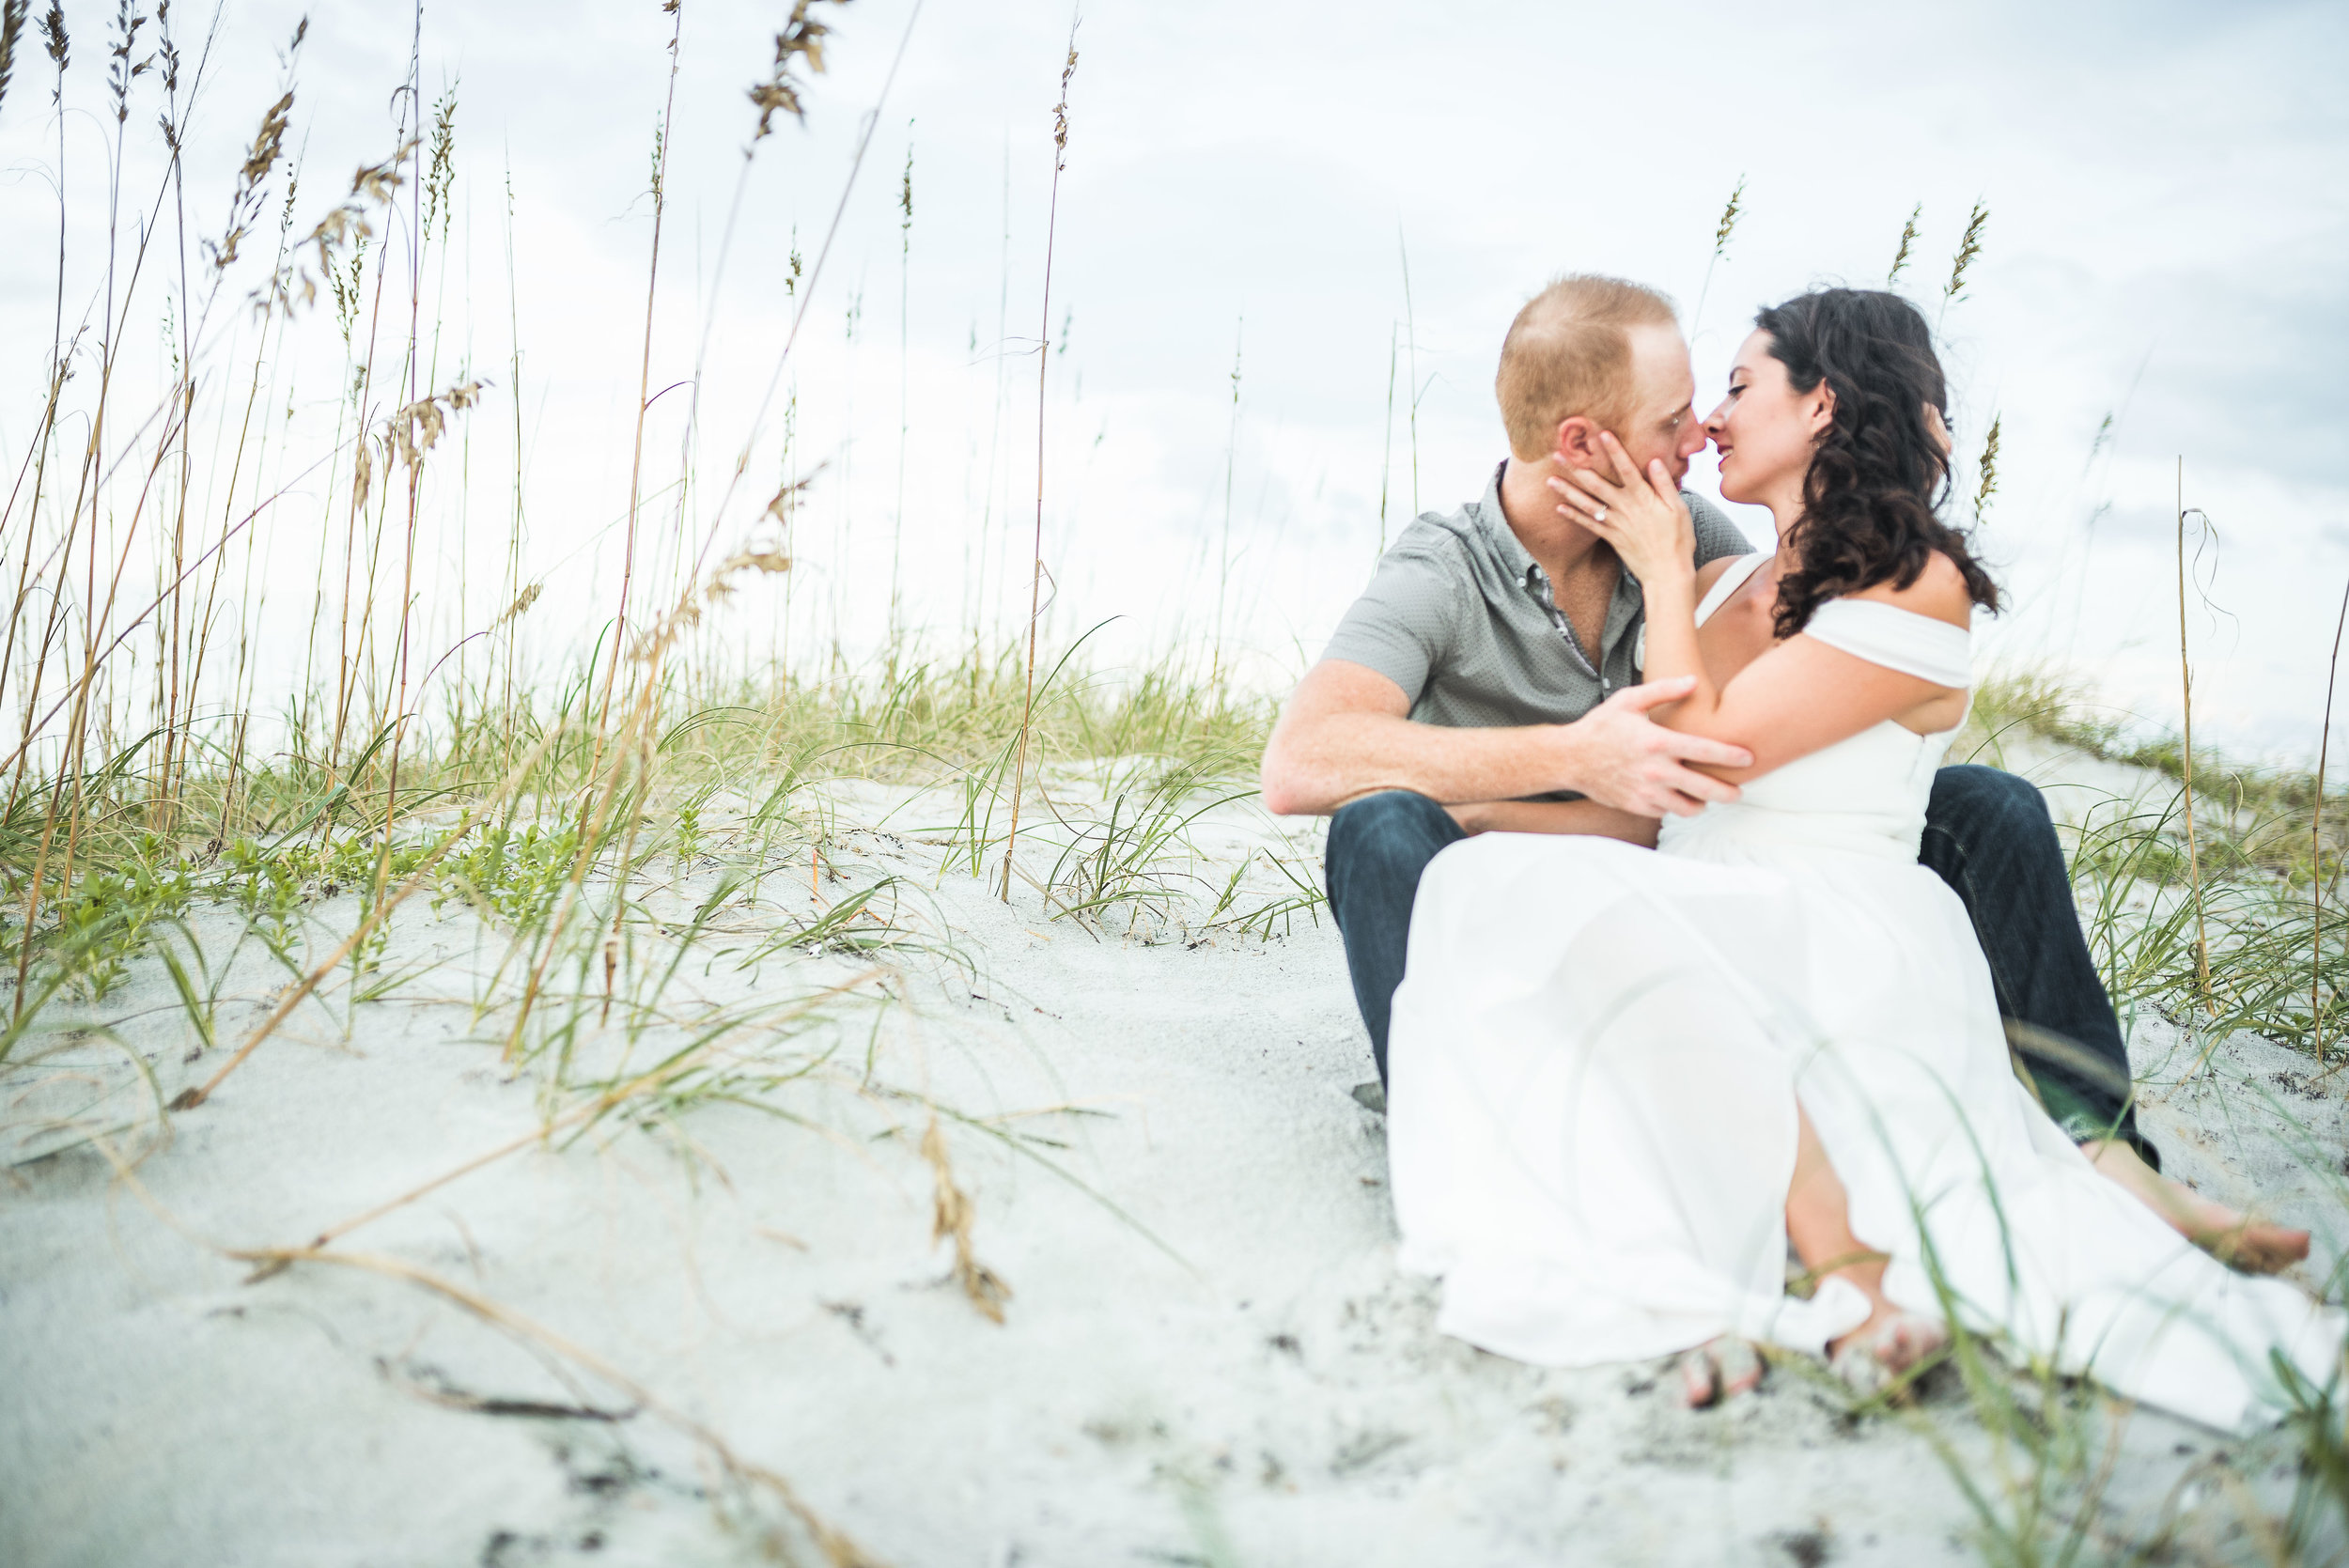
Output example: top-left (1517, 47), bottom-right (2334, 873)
top-left (3, 771), bottom-right (2340, 1566)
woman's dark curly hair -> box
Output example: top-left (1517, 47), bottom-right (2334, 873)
top-left (1755, 288), bottom-right (1999, 638)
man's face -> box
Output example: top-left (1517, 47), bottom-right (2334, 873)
top-left (1614, 324), bottom-right (1705, 486)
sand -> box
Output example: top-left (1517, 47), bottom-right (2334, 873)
top-left (3, 760), bottom-right (2342, 1567)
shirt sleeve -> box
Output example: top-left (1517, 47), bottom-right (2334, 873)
top-left (1686, 491), bottom-right (1755, 566)
top-left (1317, 540), bottom-right (1463, 705)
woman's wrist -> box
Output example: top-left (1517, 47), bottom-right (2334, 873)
top-left (1633, 558), bottom-right (1698, 603)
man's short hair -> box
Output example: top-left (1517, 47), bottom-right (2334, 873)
top-left (1496, 274), bottom-right (1679, 461)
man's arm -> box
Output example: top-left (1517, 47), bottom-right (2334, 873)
top-left (1258, 658), bottom-right (1752, 817)
top-left (1449, 798), bottom-right (1658, 844)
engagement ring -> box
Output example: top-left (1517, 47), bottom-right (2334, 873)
top-left (1595, 505), bottom-right (1608, 522)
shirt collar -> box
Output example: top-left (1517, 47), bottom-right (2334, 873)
top-left (1476, 458), bottom-right (1544, 587)
top-left (1483, 456), bottom-right (1658, 665)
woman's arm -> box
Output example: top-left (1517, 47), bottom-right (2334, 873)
top-left (1644, 628), bottom-right (1968, 784)
top-left (1546, 433), bottom-right (1710, 708)
top-left (1551, 433), bottom-right (1969, 784)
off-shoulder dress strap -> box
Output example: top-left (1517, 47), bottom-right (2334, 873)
top-left (1692, 552), bottom-right (1770, 628)
top-left (1803, 598), bottom-right (1971, 688)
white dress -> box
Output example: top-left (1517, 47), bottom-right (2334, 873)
top-left (1387, 554), bottom-right (2341, 1434)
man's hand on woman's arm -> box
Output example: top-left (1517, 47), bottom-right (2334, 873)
top-left (1258, 658), bottom-right (1752, 818)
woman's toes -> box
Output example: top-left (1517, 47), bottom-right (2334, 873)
top-left (1716, 1337), bottom-right (1765, 1397)
top-left (2236, 1222), bottom-right (2311, 1274)
top-left (1884, 1315), bottom-right (1949, 1374)
top-left (2241, 1225), bottom-right (2307, 1272)
top-left (1676, 1338), bottom-right (1765, 1407)
top-left (1678, 1347), bottom-right (1720, 1408)
top-left (1831, 1312), bottom-right (1947, 1399)
top-left (1829, 1337), bottom-right (1890, 1398)
top-left (2199, 1219), bottom-right (2311, 1274)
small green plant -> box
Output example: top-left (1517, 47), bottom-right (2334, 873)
top-left (442, 823), bottom-right (583, 925)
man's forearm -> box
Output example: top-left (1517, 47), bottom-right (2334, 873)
top-left (1454, 799), bottom-right (1657, 844)
top-left (1263, 711), bottom-right (1591, 815)
top-left (1263, 661), bottom-right (1748, 820)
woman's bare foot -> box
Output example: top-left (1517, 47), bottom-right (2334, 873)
top-left (1784, 1104), bottom-right (1945, 1399)
top-left (1828, 1306), bottom-right (1950, 1400)
top-left (2086, 1140), bottom-right (2310, 1275)
top-left (1677, 1336), bottom-right (1766, 1408)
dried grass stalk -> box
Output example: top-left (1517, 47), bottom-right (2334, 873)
top-left (255, 135), bottom-right (418, 315)
top-left (2316, 579), bottom-right (2349, 1066)
top-left (2176, 459), bottom-right (2215, 1028)
top-left (999, 23), bottom-right (1080, 901)
top-left (491, 581), bottom-right (542, 629)
top-left (627, 549), bottom-right (792, 664)
top-left (207, 87), bottom-right (293, 269)
top-left (922, 1119), bottom-right (1011, 1323)
top-left (749, 0), bottom-right (840, 138)
top-left (305, 969), bottom-right (886, 1249)
top-left (228, 1248), bottom-right (881, 1567)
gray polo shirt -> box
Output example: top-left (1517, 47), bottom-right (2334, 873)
top-left (1322, 459), bottom-right (1751, 728)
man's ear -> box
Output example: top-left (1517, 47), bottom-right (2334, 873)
top-left (1554, 416), bottom-right (1602, 468)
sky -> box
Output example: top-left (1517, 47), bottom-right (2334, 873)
top-left (1, 0), bottom-right (2344, 757)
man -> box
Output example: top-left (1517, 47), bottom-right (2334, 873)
top-left (1259, 275), bottom-right (2304, 1376)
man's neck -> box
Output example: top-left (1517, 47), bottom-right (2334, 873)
top-left (1497, 456), bottom-right (1616, 585)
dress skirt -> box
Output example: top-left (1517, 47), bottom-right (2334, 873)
top-left (1386, 824), bottom-right (2341, 1434)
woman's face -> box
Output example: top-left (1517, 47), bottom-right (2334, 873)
top-left (1704, 330), bottom-right (1833, 512)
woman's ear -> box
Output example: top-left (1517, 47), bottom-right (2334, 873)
top-left (1806, 383), bottom-right (1837, 437)
top-left (1922, 403), bottom-right (1953, 459)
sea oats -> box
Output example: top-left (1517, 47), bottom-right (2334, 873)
top-left (1941, 200), bottom-right (1989, 317)
top-left (103, 0), bottom-right (146, 125)
top-left (1691, 174), bottom-right (1747, 329)
top-left (205, 89), bottom-right (293, 270)
top-left (0, 0), bottom-right (30, 120)
top-left (1970, 413), bottom-right (2000, 525)
top-left (492, 582), bottom-right (543, 629)
top-left (1888, 201), bottom-right (1921, 285)
top-left (423, 85), bottom-right (458, 242)
top-left (252, 136), bottom-right (418, 316)
top-left (380, 379), bottom-right (488, 475)
top-left (748, 0), bottom-right (845, 139)
top-left (1712, 174), bottom-right (1745, 258)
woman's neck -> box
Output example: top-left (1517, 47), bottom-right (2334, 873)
top-left (1762, 478), bottom-right (1808, 566)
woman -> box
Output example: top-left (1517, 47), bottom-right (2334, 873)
top-left (1385, 288), bottom-right (2341, 1430)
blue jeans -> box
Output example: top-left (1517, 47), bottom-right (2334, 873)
top-left (1324, 766), bottom-right (2155, 1164)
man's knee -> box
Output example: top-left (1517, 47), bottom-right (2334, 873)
top-left (1929, 764), bottom-right (2053, 842)
top-left (1326, 790), bottom-right (1459, 907)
